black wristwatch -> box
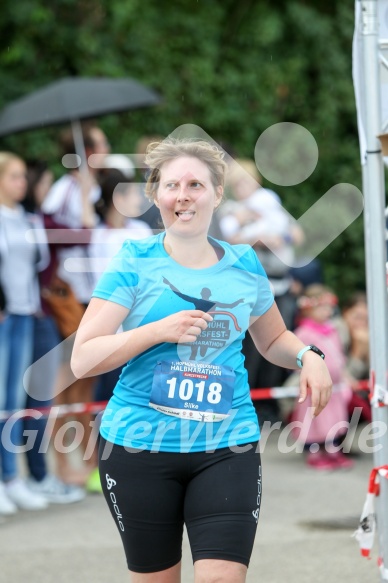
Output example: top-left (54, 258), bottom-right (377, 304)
top-left (296, 345), bottom-right (325, 368)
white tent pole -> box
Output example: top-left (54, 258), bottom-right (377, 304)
top-left (359, 0), bottom-right (388, 576)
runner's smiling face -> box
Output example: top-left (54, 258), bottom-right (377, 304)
top-left (155, 156), bottom-right (222, 237)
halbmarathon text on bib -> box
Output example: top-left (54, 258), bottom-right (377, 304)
top-left (149, 360), bottom-right (235, 422)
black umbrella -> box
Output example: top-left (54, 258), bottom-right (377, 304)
top-left (0, 77), bottom-right (161, 136)
top-left (0, 77), bottom-right (161, 169)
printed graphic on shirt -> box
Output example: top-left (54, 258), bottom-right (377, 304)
top-left (162, 277), bottom-right (244, 360)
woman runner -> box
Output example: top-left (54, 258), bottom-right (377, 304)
top-left (71, 138), bottom-right (332, 583)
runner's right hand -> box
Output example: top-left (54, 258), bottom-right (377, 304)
top-left (155, 310), bottom-right (213, 344)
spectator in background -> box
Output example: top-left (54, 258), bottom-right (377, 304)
top-left (288, 258), bottom-right (325, 330)
top-left (22, 160), bottom-right (85, 504)
top-left (135, 135), bottom-right (164, 230)
top-left (290, 284), bottom-right (353, 470)
top-left (341, 293), bottom-right (369, 381)
top-left (289, 258), bottom-right (324, 301)
top-left (102, 153), bottom-right (136, 181)
top-left (41, 123), bottom-right (105, 299)
top-left (0, 152), bottom-right (49, 514)
top-left (219, 159), bottom-right (303, 424)
top-left (41, 124), bottom-right (107, 485)
top-left (91, 169), bottom-right (152, 278)
top-left (336, 292), bottom-right (371, 423)
top-left (86, 169), bottom-right (152, 492)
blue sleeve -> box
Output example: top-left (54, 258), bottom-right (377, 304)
top-left (92, 241), bottom-right (139, 310)
top-left (250, 248), bottom-right (275, 317)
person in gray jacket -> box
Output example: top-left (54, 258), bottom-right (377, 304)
top-left (0, 152), bottom-right (49, 514)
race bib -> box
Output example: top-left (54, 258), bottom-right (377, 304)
top-left (149, 360), bottom-right (235, 422)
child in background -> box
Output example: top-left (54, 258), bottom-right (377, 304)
top-left (291, 284), bottom-right (354, 470)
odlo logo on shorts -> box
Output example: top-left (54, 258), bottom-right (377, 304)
top-left (106, 474), bottom-right (124, 532)
top-left (252, 466), bottom-right (262, 524)
top-left (106, 474), bottom-right (116, 490)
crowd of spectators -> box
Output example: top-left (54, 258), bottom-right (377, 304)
top-left (0, 131), bottom-right (370, 516)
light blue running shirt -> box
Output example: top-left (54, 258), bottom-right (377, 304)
top-left (93, 232), bottom-right (274, 452)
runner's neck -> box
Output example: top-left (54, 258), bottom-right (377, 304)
top-left (163, 233), bottom-right (222, 268)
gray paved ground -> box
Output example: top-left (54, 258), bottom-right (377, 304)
top-left (0, 426), bottom-right (380, 583)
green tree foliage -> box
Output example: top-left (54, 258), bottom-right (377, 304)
top-left (0, 0), bottom-right (365, 297)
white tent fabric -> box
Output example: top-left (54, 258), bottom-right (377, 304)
top-left (353, 0), bottom-right (388, 164)
top-left (352, 1), bottom-right (388, 578)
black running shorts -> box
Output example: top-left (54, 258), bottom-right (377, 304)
top-left (98, 437), bottom-right (262, 573)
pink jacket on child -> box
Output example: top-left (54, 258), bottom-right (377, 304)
top-left (291, 318), bottom-right (352, 445)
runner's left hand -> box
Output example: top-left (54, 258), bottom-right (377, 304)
top-left (298, 352), bottom-right (333, 417)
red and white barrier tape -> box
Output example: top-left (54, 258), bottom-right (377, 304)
top-left (353, 465), bottom-right (388, 580)
top-left (366, 370), bottom-right (388, 409)
top-left (370, 384), bottom-right (388, 408)
top-left (0, 380), bottom-right (371, 422)
top-left (250, 380), bottom-right (369, 401)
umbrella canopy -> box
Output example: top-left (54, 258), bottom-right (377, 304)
top-left (0, 77), bottom-right (161, 137)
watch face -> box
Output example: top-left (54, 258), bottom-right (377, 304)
top-left (310, 345), bottom-right (325, 359)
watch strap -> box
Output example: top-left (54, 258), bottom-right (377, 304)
top-left (296, 345), bottom-right (325, 368)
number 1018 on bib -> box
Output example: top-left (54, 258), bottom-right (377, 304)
top-left (149, 360), bottom-right (235, 422)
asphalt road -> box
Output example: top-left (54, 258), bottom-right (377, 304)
top-left (0, 425), bottom-right (380, 583)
